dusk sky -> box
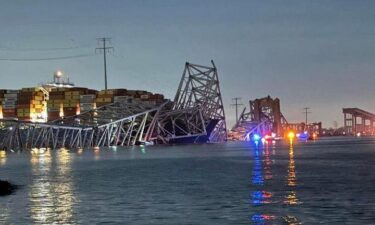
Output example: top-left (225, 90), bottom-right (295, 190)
top-left (1, 0), bottom-right (375, 128)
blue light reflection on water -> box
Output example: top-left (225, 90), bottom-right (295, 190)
top-left (250, 139), bottom-right (302, 224)
top-left (251, 144), bottom-right (264, 186)
top-left (250, 140), bottom-right (276, 224)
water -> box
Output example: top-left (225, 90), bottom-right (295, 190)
top-left (0, 137), bottom-right (375, 224)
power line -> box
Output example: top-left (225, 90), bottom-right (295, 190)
top-left (95, 37), bottom-right (114, 90)
top-left (231, 97), bottom-right (243, 124)
top-left (0, 44), bottom-right (92, 52)
top-left (0, 53), bottom-right (95, 61)
top-left (0, 45), bottom-right (93, 51)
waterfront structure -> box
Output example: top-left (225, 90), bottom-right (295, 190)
top-left (0, 61), bottom-right (227, 150)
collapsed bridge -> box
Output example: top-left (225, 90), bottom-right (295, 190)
top-left (228, 96), bottom-right (287, 141)
top-left (229, 96), bottom-right (322, 141)
top-left (0, 61), bottom-right (227, 150)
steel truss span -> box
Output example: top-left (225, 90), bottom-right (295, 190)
top-left (172, 61), bottom-right (227, 142)
top-left (0, 102), bottom-right (163, 150)
top-left (0, 61), bottom-right (227, 150)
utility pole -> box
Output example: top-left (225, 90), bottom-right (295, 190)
top-left (96, 38), bottom-right (114, 90)
top-left (231, 97), bottom-right (243, 124)
top-left (302, 107), bottom-right (312, 125)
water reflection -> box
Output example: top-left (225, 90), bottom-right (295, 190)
top-left (284, 140), bottom-right (300, 205)
top-left (252, 145), bottom-right (264, 186)
top-left (283, 215), bottom-right (301, 225)
top-left (0, 150), bottom-right (6, 166)
top-left (250, 142), bottom-right (276, 223)
top-left (77, 148), bottom-right (84, 155)
top-left (29, 148), bottom-right (76, 224)
top-left (140, 145), bottom-right (146, 154)
top-left (287, 142), bottom-right (297, 187)
top-left (30, 148), bottom-right (52, 223)
top-left (251, 214), bottom-right (276, 223)
top-left (282, 140), bottom-right (302, 225)
top-left (250, 140), bottom-right (303, 224)
top-left (263, 143), bottom-right (272, 180)
top-left (55, 149), bottom-right (75, 222)
top-left (94, 147), bottom-right (101, 160)
top-left (251, 191), bottom-right (273, 205)
top-left (0, 205), bottom-right (9, 224)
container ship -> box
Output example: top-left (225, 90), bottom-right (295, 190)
top-left (0, 71), bottom-right (165, 123)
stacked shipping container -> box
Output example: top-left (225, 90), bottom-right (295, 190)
top-left (0, 87), bottom-right (165, 121)
top-left (47, 87), bottom-right (98, 121)
top-left (63, 88), bottom-right (85, 117)
top-left (140, 92), bottom-right (164, 105)
top-left (17, 88), bottom-right (46, 121)
top-left (95, 89), bottom-right (126, 107)
top-left (47, 88), bottom-right (66, 121)
top-left (0, 90), bottom-right (5, 118)
top-left (2, 90), bottom-right (19, 119)
top-left (80, 94), bottom-right (96, 112)
top-left (97, 89), bottom-right (164, 106)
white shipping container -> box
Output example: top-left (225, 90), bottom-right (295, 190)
top-left (4, 97), bottom-right (17, 102)
top-left (80, 103), bottom-right (95, 107)
top-left (80, 99), bottom-right (94, 104)
top-left (80, 95), bottom-right (95, 103)
top-left (114, 99), bottom-right (132, 103)
top-left (114, 96), bottom-right (133, 103)
top-left (2, 100), bottom-right (16, 105)
top-left (80, 104), bottom-right (94, 107)
top-left (2, 104), bottom-right (16, 109)
top-left (114, 96), bottom-right (132, 100)
top-left (80, 94), bottom-right (95, 99)
top-left (6, 90), bottom-right (19, 94)
top-left (4, 93), bottom-right (18, 98)
top-left (80, 107), bottom-right (94, 111)
top-left (80, 106), bottom-right (94, 111)
top-left (4, 99), bottom-right (17, 103)
top-left (140, 94), bottom-right (149, 100)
